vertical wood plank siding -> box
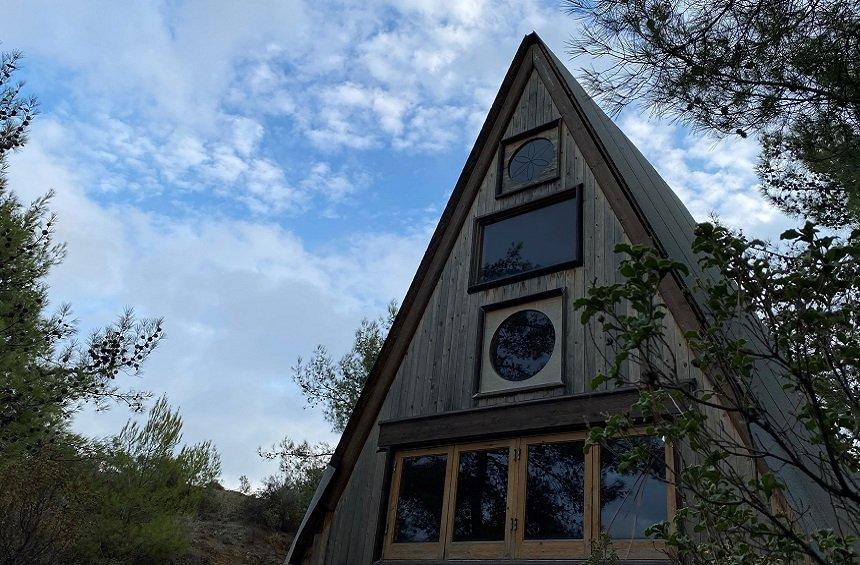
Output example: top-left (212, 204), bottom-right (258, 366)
top-left (305, 69), bottom-right (702, 563)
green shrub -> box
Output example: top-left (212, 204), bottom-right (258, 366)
top-left (255, 466), bottom-right (323, 532)
top-left (0, 398), bottom-right (221, 565)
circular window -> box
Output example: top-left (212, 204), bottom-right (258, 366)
top-left (490, 309), bottom-right (556, 382)
top-left (508, 137), bottom-right (554, 183)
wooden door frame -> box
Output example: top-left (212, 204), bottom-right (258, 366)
top-left (513, 430), bottom-right (591, 559)
top-left (443, 439), bottom-right (516, 559)
top-left (382, 446), bottom-right (455, 560)
top-left (380, 430), bottom-right (677, 561)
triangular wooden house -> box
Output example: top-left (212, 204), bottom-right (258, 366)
top-left (286, 33), bottom-right (830, 564)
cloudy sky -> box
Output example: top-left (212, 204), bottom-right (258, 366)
top-left (3, 1), bottom-right (790, 487)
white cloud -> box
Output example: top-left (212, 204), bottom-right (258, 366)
top-left (395, 105), bottom-right (473, 152)
top-left (230, 117), bottom-right (266, 158)
top-left (7, 126), bottom-right (429, 486)
top-left (619, 114), bottom-right (787, 237)
top-left (2, 0), bottom-right (316, 129)
top-left (25, 112), bottom-right (374, 216)
top-left (5, 0), bottom-right (585, 156)
top-left (300, 162), bottom-right (368, 204)
top-left (213, 1), bottom-right (577, 153)
top-left (1, 0), bottom-right (796, 489)
top-left (2, 1), bottom-right (586, 220)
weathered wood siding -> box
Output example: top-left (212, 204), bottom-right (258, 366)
top-left (303, 69), bottom-right (703, 564)
top-left (378, 69), bottom-right (697, 417)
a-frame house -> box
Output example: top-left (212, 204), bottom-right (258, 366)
top-left (285, 33), bottom-right (829, 564)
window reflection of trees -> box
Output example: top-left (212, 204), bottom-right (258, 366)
top-left (478, 197), bottom-right (578, 285)
top-left (453, 449), bottom-right (509, 542)
top-left (480, 241), bottom-right (538, 282)
top-left (394, 455), bottom-right (447, 543)
top-left (491, 310), bottom-right (555, 382)
top-left (599, 436), bottom-right (667, 540)
top-left (525, 441), bottom-right (585, 540)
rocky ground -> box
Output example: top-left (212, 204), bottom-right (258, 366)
top-left (179, 487), bottom-right (293, 565)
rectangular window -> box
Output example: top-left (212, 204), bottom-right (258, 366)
top-left (524, 440), bottom-right (585, 540)
top-left (394, 454), bottom-right (449, 543)
top-left (384, 447), bottom-right (454, 559)
top-left (598, 436), bottom-right (673, 558)
top-left (452, 448), bottom-right (509, 542)
top-left (517, 436), bottom-right (588, 559)
top-left (471, 188), bottom-right (582, 291)
top-left (446, 441), bottom-right (513, 559)
top-left (383, 431), bottom-right (672, 561)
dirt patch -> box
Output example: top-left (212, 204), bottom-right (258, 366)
top-left (178, 487), bottom-right (292, 565)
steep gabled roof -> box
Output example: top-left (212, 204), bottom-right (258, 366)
top-left (286, 32), bottom-right (807, 563)
top-left (541, 46), bottom-right (715, 309)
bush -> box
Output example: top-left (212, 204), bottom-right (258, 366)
top-left (0, 398), bottom-right (221, 565)
top-left (0, 447), bottom-right (89, 565)
top-left (256, 470), bottom-right (321, 532)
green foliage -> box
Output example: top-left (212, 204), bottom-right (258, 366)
top-left (255, 439), bottom-right (330, 532)
top-left (0, 179), bottom-right (163, 458)
top-left (1, 51), bottom-right (163, 459)
top-left (78, 397), bottom-right (220, 562)
top-left (256, 304), bottom-right (398, 533)
top-left (0, 51), bottom-right (36, 154)
top-left (575, 224), bottom-right (859, 564)
top-left (0, 50), bottom-right (221, 565)
top-left (292, 300), bottom-right (398, 432)
top-left (0, 398), bottom-right (221, 564)
top-left (0, 444), bottom-right (90, 565)
top-left (584, 531), bottom-right (619, 565)
top-left (564, 0), bottom-right (860, 227)
top-left (563, 6), bottom-right (860, 552)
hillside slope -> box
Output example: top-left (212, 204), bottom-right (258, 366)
top-left (180, 487), bottom-right (292, 565)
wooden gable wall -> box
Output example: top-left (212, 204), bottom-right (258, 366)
top-left (299, 60), bottom-right (703, 565)
top-left (377, 67), bottom-right (699, 418)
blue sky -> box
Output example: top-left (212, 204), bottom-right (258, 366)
top-left (3, 1), bottom-right (791, 487)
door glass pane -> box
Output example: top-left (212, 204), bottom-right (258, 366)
top-left (393, 454), bottom-right (448, 543)
top-left (452, 448), bottom-right (509, 542)
top-left (525, 440), bottom-right (585, 540)
top-left (600, 436), bottom-right (667, 539)
top-left (479, 197), bottom-right (578, 284)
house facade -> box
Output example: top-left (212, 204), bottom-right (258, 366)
top-left (285, 33), bottom-right (757, 564)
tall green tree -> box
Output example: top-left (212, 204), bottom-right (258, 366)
top-left (576, 226), bottom-right (858, 563)
top-left (255, 302), bottom-right (398, 528)
top-left (0, 49), bottom-right (221, 565)
top-left (560, 3), bottom-right (859, 560)
top-left (292, 300), bottom-right (398, 432)
top-left (564, 0), bottom-right (860, 227)
top-left (0, 52), bottom-right (163, 461)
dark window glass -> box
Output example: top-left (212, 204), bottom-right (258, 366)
top-left (600, 436), bottom-right (667, 539)
top-left (490, 310), bottom-right (555, 381)
top-left (508, 137), bottom-right (554, 183)
top-left (525, 440), bottom-right (585, 540)
top-left (478, 197), bottom-right (578, 285)
top-left (393, 454), bottom-right (448, 543)
top-left (452, 448), bottom-right (509, 542)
